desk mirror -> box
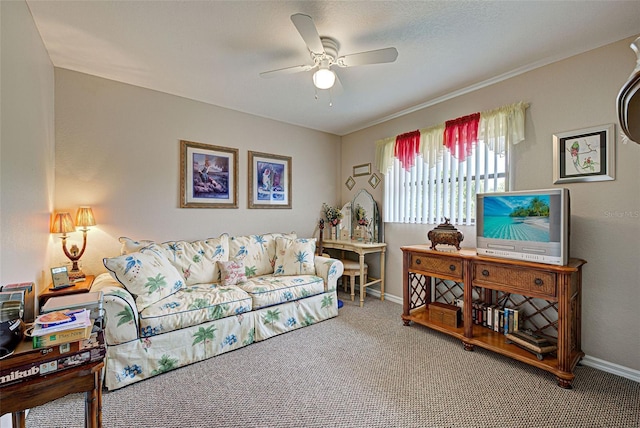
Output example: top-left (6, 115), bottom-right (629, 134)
top-left (351, 189), bottom-right (381, 243)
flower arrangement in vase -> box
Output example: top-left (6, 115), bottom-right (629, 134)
top-left (322, 203), bottom-right (343, 239)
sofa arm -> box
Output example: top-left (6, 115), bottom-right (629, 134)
top-left (314, 256), bottom-right (344, 292)
top-left (91, 273), bottom-right (139, 346)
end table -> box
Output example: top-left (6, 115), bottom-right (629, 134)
top-left (38, 274), bottom-right (94, 309)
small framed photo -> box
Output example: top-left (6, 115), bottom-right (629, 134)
top-left (180, 140), bottom-right (238, 208)
top-left (553, 124), bottom-right (615, 183)
top-left (353, 163), bottom-right (371, 177)
top-left (345, 176), bottom-right (355, 190)
top-left (248, 151), bottom-right (292, 209)
top-left (368, 173), bottom-right (381, 189)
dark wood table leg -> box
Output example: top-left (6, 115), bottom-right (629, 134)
top-left (12, 411), bottom-right (26, 428)
top-left (85, 369), bottom-right (102, 428)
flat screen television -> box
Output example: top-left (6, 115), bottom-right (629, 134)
top-left (476, 188), bottom-right (570, 266)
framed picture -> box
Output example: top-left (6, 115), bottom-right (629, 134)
top-left (345, 176), bottom-right (355, 190)
top-left (553, 124), bottom-right (615, 183)
top-left (248, 151), bottom-right (292, 209)
top-left (368, 173), bottom-right (381, 189)
top-left (353, 163), bottom-right (371, 177)
top-left (180, 140), bottom-right (238, 208)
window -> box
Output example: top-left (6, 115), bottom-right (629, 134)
top-left (375, 102), bottom-right (527, 226)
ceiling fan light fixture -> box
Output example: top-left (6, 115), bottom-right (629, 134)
top-left (313, 67), bottom-right (336, 90)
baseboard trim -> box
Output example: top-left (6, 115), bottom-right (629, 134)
top-left (580, 355), bottom-right (640, 383)
top-left (363, 289), bottom-right (640, 383)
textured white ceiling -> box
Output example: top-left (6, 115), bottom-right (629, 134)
top-left (26, 0), bottom-right (640, 135)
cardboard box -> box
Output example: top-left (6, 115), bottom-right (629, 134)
top-left (0, 330), bottom-right (105, 387)
top-left (429, 302), bottom-right (461, 328)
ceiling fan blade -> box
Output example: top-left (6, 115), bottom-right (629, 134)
top-left (337, 47), bottom-right (398, 67)
top-left (291, 13), bottom-right (324, 54)
top-left (260, 64), bottom-right (313, 78)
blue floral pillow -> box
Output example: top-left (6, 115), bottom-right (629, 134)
top-left (104, 248), bottom-right (185, 311)
top-left (273, 237), bottom-right (316, 276)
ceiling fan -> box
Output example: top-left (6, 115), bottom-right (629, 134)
top-left (260, 13), bottom-right (398, 91)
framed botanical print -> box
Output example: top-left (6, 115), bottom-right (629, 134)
top-left (248, 151), bottom-right (292, 209)
top-left (552, 124), bottom-right (615, 183)
top-left (180, 140), bottom-right (238, 208)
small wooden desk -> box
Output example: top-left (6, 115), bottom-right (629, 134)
top-left (323, 239), bottom-right (386, 306)
top-left (0, 350), bottom-right (104, 428)
top-left (39, 275), bottom-right (95, 309)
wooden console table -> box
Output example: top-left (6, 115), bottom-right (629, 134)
top-left (323, 239), bottom-right (386, 306)
top-left (401, 245), bottom-right (585, 388)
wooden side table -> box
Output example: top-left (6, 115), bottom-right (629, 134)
top-left (0, 336), bottom-right (105, 428)
top-left (38, 274), bottom-right (95, 309)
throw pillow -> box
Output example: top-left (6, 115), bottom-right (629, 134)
top-left (154, 234), bottom-right (229, 286)
top-left (104, 248), bottom-right (185, 311)
top-left (119, 236), bottom-right (154, 255)
top-left (273, 237), bottom-right (316, 276)
top-left (217, 260), bottom-right (247, 286)
top-left (229, 232), bottom-right (297, 277)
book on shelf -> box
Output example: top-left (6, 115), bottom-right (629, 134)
top-left (505, 331), bottom-right (557, 355)
top-left (493, 308), bottom-right (504, 333)
top-left (0, 330), bottom-right (105, 387)
top-left (486, 305), bottom-right (493, 330)
top-left (501, 308), bottom-right (520, 335)
top-left (482, 304), bottom-right (487, 327)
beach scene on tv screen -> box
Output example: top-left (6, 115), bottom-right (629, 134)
top-left (483, 195), bottom-right (551, 242)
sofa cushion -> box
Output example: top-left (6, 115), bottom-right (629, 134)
top-left (149, 235), bottom-right (229, 286)
top-left (273, 237), bottom-right (316, 276)
top-left (138, 284), bottom-right (253, 336)
top-left (229, 233), bottom-right (296, 278)
top-left (237, 274), bottom-right (324, 309)
top-left (218, 260), bottom-right (247, 286)
top-left (104, 248), bottom-right (185, 311)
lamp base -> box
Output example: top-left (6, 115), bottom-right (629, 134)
top-left (68, 270), bottom-right (86, 281)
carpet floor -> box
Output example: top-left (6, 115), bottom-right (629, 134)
top-left (25, 292), bottom-right (639, 427)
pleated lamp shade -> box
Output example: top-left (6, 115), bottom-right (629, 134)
top-left (50, 212), bottom-right (75, 234)
top-left (75, 206), bottom-right (96, 228)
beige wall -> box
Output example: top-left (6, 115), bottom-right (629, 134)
top-left (2, 0), bottom-right (637, 374)
top-left (341, 36), bottom-right (640, 371)
top-left (0, 1), bottom-right (55, 291)
top-left (53, 69), bottom-right (342, 276)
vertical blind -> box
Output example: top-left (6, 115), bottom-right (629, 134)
top-left (376, 102), bottom-right (528, 225)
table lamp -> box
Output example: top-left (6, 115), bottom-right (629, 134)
top-left (50, 207), bottom-right (97, 281)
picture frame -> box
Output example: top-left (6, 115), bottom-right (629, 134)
top-left (345, 176), bottom-right (355, 190)
top-left (353, 163), bottom-right (371, 177)
top-left (368, 173), bottom-right (380, 189)
top-left (180, 140), bottom-right (238, 208)
top-left (248, 151), bottom-right (292, 209)
top-left (553, 124), bottom-right (615, 183)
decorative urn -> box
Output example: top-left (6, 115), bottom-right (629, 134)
top-left (427, 218), bottom-right (464, 250)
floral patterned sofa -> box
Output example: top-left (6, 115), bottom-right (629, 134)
top-left (94, 232), bottom-right (343, 390)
